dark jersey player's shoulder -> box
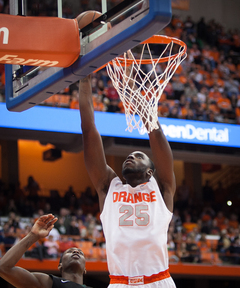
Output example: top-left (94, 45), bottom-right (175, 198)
top-left (50, 275), bottom-right (92, 288)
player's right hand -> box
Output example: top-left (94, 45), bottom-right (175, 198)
top-left (31, 214), bottom-right (58, 239)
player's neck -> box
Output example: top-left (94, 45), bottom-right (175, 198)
top-left (125, 174), bottom-right (150, 188)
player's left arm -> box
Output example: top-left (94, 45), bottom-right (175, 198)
top-left (148, 122), bottom-right (176, 212)
top-left (0, 214), bottom-right (57, 288)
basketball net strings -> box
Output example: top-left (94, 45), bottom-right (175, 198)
top-left (107, 42), bottom-right (187, 135)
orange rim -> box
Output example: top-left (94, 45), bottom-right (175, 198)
top-left (94, 35), bottom-right (187, 72)
top-left (109, 35), bottom-right (187, 66)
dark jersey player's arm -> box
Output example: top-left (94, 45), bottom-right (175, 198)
top-left (0, 224), bottom-right (54, 288)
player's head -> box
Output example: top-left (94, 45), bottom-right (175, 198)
top-left (58, 248), bottom-right (86, 276)
top-left (122, 151), bottom-right (155, 181)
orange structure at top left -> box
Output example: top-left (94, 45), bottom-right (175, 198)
top-left (0, 14), bottom-right (80, 67)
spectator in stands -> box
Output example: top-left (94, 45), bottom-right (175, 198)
top-left (189, 95), bottom-right (201, 116)
top-left (197, 233), bottom-right (212, 259)
top-left (236, 101), bottom-right (240, 124)
top-left (171, 209), bottom-right (182, 233)
top-left (214, 211), bottom-right (227, 232)
top-left (58, 208), bottom-right (72, 231)
top-left (70, 90), bottom-right (80, 110)
top-left (66, 216), bottom-right (80, 236)
top-left (167, 232), bottom-right (176, 252)
top-left (197, 86), bottom-right (208, 104)
top-left (97, 79), bottom-right (108, 100)
top-left (78, 219), bottom-right (88, 240)
top-left (93, 94), bottom-right (107, 111)
top-left (13, 181), bottom-right (26, 203)
top-left (188, 43), bottom-right (202, 64)
top-left (43, 234), bottom-right (59, 259)
top-left (188, 226), bottom-right (202, 243)
top-left (59, 235), bottom-right (77, 255)
top-left (0, 214), bottom-right (90, 288)
top-left (158, 101), bottom-right (170, 117)
top-left (75, 208), bottom-right (86, 223)
top-left (217, 229), bottom-right (231, 262)
top-left (217, 92), bottom-right (233, 118)
top-left (44, 203), bottom-right (52, 215)
top-left (47, 225), bottom-right (60, 242)
top-left (228, 214), bottom-right (239, 230)
top-left (91, 77), bottom-right (98, 95)
top-left (183, 16), bottom-right (195, 35)
top-left (86, 217), bottom-right (97, 241)
top-left (206, 110), bottom-right (217, 122)
top-left (182, 214), bottom-right (198, 235)
top-left (229, 237), bottom-right (240, 265)
top-left (202, 180), bottom-right (215, 205)
top-left (24, 176), bottom-right (40, 204)
top-left (224, 75), bottom-right (239, 98)
top-left (185, 107), bottom-right (197, 120)
top-left (168, 103), bottom-right (180, 118)
top-left (202, 45), bottom-right (216, 69)
top-left (93, 225), bottom-right (105, 248)
top-left (185, 235), bottom-right (201, 263)
top-left (164, 81), bottom-right (174, 99)
top-left (177, 241), bottom-right (190, 263)
top-left (184, 80), bottom-right (198, 100)
top-left (189, 65), bottom-right (203, 89)
top-left (64, 185), bottom-right (78, 209)
top-left (2, 222), bottom-right (16, 252)
top-left (175, 179), bottom-right (190, 209)
top-left (7, 212), bottom-right (20, 231)
top-left (106, 80), bottom-right (119, 101)
top-left (18, 199), bottom-right (35, 217)
top-left (196, 17), bottom-right (207, 41)
top-left (172, 75), bottom-right (185, 100)
top-left (55, 216), bottom-right (67, 235)
top-left (106, 98), bottom-right (121, 113)
top-left (209, 219), bottom-right (221, 235)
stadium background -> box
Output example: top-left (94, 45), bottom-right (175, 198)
top-left (0, 0), bottom-right (240, 287)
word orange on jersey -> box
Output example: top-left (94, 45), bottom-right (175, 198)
top-left (113, 191), bottom-right (157, 203)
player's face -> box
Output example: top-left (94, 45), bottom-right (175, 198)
top-left (122, 151), bottom-right (150, 176)
top-left (61, 248), bottom-right (86, 272)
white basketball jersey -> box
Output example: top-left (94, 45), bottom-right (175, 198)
top-left (100, 176), bottom-right (173, 277)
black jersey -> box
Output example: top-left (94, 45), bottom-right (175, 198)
top-left (50, 275), bottom-right (90, 288)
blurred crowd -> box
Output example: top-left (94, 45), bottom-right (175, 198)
top-left (0, 0), bottom-right (240, 265)
top-left (1, 7), bottom-right (240, 124)
top-left (0, 175), bottom-right (239, 265)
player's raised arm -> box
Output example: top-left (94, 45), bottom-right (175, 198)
top-left (122, 50), bottom-right (176, 211)
top-left (148, 123), bottom-right (176, 212)
top-left (79, 76), bottom-right (116, 212)
top-left (0, 214), bottom-right (58, 288)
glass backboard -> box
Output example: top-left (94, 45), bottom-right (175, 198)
top-left (4, 0), bottom-right (172, 111)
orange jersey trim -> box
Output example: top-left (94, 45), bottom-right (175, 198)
top-left (110, 269), bottom-right (170, 285)
top-left (0, 14), bottom-right (80, 67)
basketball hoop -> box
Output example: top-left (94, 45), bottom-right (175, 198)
top-left (106, 35), bottom-right (187, 134)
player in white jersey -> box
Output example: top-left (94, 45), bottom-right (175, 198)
top-left (79, 75), bottom-right (177, 288)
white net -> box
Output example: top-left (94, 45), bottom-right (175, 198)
top-left (106, 36), bottom-right (187, 134)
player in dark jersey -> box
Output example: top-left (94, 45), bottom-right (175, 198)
top-left (0, 214), bottom-right (89, 288)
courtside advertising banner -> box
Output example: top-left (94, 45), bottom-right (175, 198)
top-left (0, 103), bottom-right (239, 148)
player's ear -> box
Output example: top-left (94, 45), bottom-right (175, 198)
top-left (147, 169), bottom-right (153, 178)
top-left (58, 263), bottom-right (62, 273)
